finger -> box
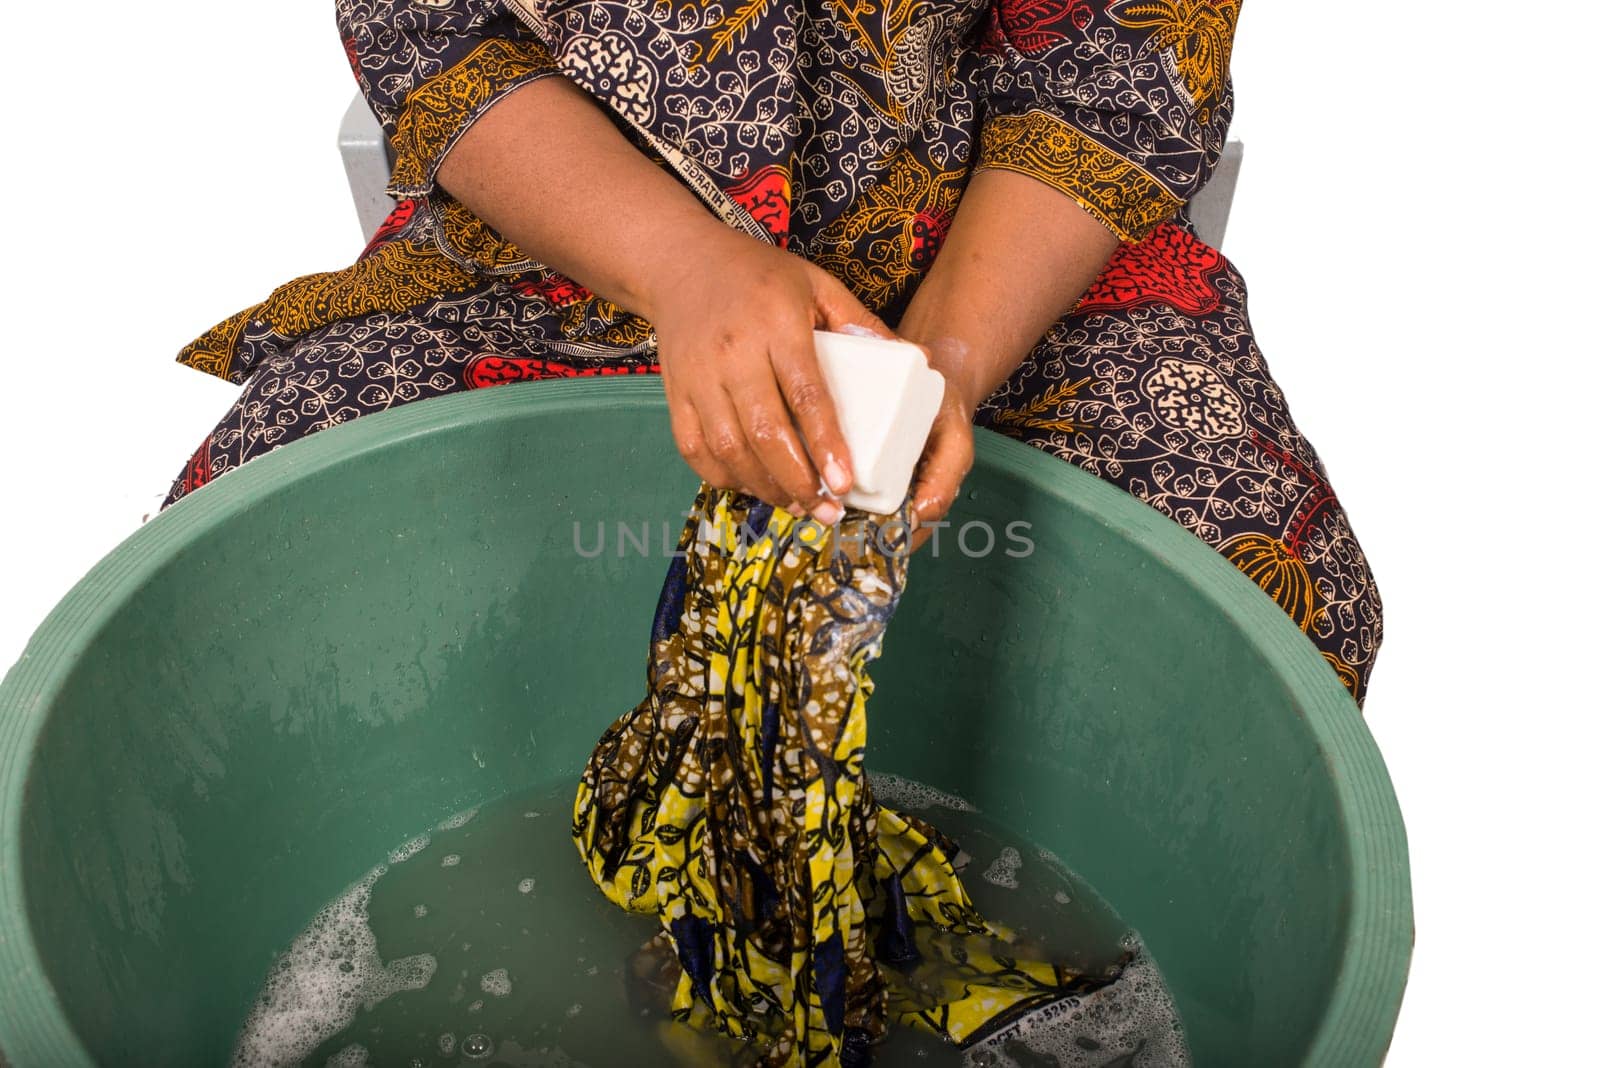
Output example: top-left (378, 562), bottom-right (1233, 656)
top-left (697, 390), bottom-right (791, 508)
top-left (665, 378), bottom-right (738, 490)
top-left (910, 399), bottom-right (975, 534)
top-left (727, 377), bottom-right (840, 524)
top-left (768, 321), bottom-right (854, 498)
top-left (807, 267), bottom-right (893, 341)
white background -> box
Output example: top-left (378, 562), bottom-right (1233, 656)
top-left (1, 3), bottom-right (1595, 1063)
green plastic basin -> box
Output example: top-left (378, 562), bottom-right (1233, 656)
top-left (0, 379), bottom-right (1410, 1066)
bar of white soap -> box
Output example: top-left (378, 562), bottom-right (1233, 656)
top-left (811, 329), bottom-right (946, 514)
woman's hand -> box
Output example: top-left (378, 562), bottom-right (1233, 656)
top-left (897, 168), bottom-right (1123, 551)
top-left (435, 79), bottom-right (882, 522)
top-left (906, 347), bottom-right (979, 553)
top-left (437, 80), bottom-right (1112, 536)
top-left (640, 226), bottom-right (892, 524)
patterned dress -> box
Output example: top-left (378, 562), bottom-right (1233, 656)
top-left (165, 2), bottom-right (1388, 709)
top-left (166, 0), bottom-right (1381, 706)
top-left (163, 2), bottom-right (1383, 1060)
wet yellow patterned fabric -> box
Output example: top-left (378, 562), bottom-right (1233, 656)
top-left (573, 488), bottom-right (1109, 1065)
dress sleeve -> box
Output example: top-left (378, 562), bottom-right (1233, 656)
top-left (972, 0), bottom-right (1240, 242)
top-left (338, 0), bottom-right (561, 198)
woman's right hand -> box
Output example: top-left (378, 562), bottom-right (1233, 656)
top-left (640, 226), bottom-right (892, 524)
top-left (436, 79), bottom-right (889, 521)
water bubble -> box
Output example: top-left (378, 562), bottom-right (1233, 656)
top-left (324, 1044), bottom-right (368, 1067)
top-left (462, 1033), bottom-right (493, 1060)
top-left (518, 878), bottom-right (536, 894)
top-left (437, 1033), bottom-right (456, 1055)
top-left (414, 904), bottom-right (429, 918)
top-left (436, 807), bottom-right (479, 831)
top-left (480, 968), bottom-right (513, 997)
top-left (387, 835), bottom-right (430, 864)
top-left (865, 772), bottom-right (975, 812)
top-left (982, 847), bottom-right (1022, 889)
top-left (441, 854), bottom-right (461, 868)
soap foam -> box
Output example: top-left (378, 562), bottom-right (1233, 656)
top-left (388, 835), bottom-right (430, 864)
top-left (324, 1044), bottom-right (368, 1067)
top-left (436, 807), bottom-right (479, 831)
top-left (982, 847), bottom-right (1022, 890)
top-left (962, 945), bottom-right (1190, 1067)
top-left (867, 771), bottom-right (975, 812)
top-left (230, 866), bottom-right (438, 1067)
top-left (480, 968), bottom-right (513, 997)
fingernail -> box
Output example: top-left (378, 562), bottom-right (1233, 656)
top-left (837, 322), bottom-right (888, 339)
top-left (814, 500), bottom-right (843, 526)
top-left (823, 458), bottom-right (850, 494)
top-left (785, 501), bottom-right (806, 517)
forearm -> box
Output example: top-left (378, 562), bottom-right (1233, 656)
top-left (897, 168), bottom-right (1120, 410)
top-left (436, 75), bottom-right (738, 320)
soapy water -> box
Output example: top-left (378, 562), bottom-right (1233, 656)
top-left (229, 869), bottom-right (439, 1067)
top-left (231, 778), bottom-right (1188, 1067)
top-left (982, 847), bottom-right (1023, 890)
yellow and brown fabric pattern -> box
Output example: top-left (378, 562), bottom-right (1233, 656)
top-left (573, 488), bottom-right (1116, 1065)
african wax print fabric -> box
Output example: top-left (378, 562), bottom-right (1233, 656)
top-left (175, 0), bottom-right (1238, 379)
top-left (165, 0), bottom-right (1379, 710)
top-left (163, 223), bottom-right (1382, 704)
top-left (573, 487), bottom-right (1114, 1065)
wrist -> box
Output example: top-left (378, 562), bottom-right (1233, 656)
top-left (631, 218), bottom-right (756, 323)
top-left (896, 313), bottom-right (990, 415)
